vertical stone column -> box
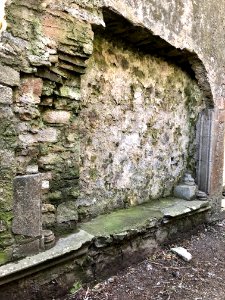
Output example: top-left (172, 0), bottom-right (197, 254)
top-left (196, 109), bottom-right (214, 193)
top-left (209, 109), bottom-right (225, 196)
top-left (197, 107), bottom-right (225, 218)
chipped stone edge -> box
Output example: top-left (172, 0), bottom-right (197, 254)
top-left (0, 230), bottom-right (94, 282)
top-left (161, 200), bottom-right (210, 218)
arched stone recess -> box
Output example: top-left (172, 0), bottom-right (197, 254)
top-left (77, 8), bottom-right (215, 218)
top-left (0, 1), bottom-right (217, 264)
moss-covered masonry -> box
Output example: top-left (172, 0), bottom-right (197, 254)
top-left (78, 33), bottom-right (204, 217)
top-left (0, 0), bottom-right (95, 261)
top-left (0, 0), bottom-right (225, 263)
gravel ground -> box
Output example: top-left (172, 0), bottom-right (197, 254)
top-left (62, 221), bottom-right (225, 300)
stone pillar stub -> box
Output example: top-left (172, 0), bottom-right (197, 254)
top-left (12, 174), bottom-right (42, 237)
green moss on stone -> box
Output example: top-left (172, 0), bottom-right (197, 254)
top-left (80, 200), bottom-right (165, 236)
top-left (47, 191), bottom-right (62, 202)
top-left (0, 250), bottom-right (10, 265)
top-left (0, 211), bottom-right (13, 226)
top-left (89, 168), bottom-right (98, 180)
top-left (0, 231), bottom-right (14, 247)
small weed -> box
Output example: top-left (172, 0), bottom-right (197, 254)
top-left (70, 281), bottom-right (82, 295)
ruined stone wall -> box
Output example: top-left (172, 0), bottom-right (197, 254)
top-left (78, 33), bottom-right (204, 217)
top-left (0, 0), bottom-right (225, 264)
top-left (0, 0), bottom-right (95, 263)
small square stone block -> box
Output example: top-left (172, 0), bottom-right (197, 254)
top-left (174, 184), bottom-right (197, 201)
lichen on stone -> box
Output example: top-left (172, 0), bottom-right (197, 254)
top-left (78, 32), bottom-right (205, 217)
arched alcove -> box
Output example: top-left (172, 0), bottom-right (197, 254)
top-left (77, 8), bottom-right (214, 218)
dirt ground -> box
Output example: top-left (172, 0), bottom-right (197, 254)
top-left (62, 221), bottom-right (225, 300)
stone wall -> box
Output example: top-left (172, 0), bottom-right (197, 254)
top-left (0, 0), bottom-right (224, 264)
top-left (0, 0), bottom-right (95, 263)
top-left (78, 32), bottom-right (205, 217)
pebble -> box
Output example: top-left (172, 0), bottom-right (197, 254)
top-left (171, 246), bottom-right (192, 262)
top-left (146, 263), bottom-right (153, 271)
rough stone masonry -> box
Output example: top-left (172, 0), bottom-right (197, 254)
top-left (0, 0), bottom-right (224, 266)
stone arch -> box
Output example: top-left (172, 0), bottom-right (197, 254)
top-left (101, 8), bottom-right (214, 107)
top-left (100, 8), bottom-right (215, 193)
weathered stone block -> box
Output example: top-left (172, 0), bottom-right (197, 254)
top-left (0, 64), bottom-right (20, 86)
top-left (17, 76), bottom-right (43, 104)
top-left (13, 239), bottom-right (41, 259)
top-left (12, 174), bottom-right (42, 237)
top-left (174, 184), bottom-right (197, 201)
top-left (18, 133), bottom-right (37, 145)
top-left (37, 127), bottom-right (58, 142)
top-left (196, 109), bottom-right (214, 193)
top-left (59, 86), bottom-right (81, 100)
top-left (26, 165), bottom-right (39, 174)
top-left (42, 204), bottom-right (56, 213)
top-left (43, 110), bottom-right (71, 124)
top-left (15, 106), bottom-right (40, 121)
top-left (38, 153), bottom-right (62, 166)
top-left (49, 55), bottom-right (59, 63)
top-left (0, 85), bottom-right (13, 104)
top-left (42, 213), bottom-right (56, 228)
top-left (56, 201), bottom-right (78, 224)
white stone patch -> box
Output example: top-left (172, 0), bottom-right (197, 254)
top-left (221, 198), bottom-right (225, 211)
top-left (19, 133), bottom-right (37, 145)
top-left (42, 180), bottom-right (50, 190)
top-left (26, 165), bottom-right (39, 174)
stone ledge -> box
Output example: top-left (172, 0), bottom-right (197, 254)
top-left (0, 230), bottom-right (93, 284)
top-left (80, 198), bottom-right (210, 236)
top-left (0, 198), bottom-right (210, 286)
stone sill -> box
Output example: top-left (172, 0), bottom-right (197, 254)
top-left (0, 197), bottom-right (210, 285)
